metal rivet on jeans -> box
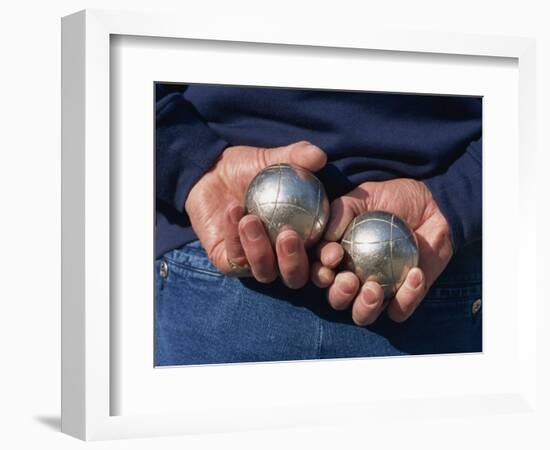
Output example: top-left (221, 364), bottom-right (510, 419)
top-left (472, 299), bottom-right (482, 316)
top-left (160, 260), bottom-right (169, 279)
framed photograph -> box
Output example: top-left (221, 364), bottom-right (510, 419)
top-left (61, 9), bottom-right (538, 441)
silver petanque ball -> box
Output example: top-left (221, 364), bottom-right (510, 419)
top-left (244, 163), bottom-right (330, 247)
top-left (341, 211), bottom-right (419, 301)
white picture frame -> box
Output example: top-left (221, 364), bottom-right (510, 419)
top-left (61, 9), bottom-right (539, 441)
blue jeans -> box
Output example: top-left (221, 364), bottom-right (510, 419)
top-left (155, 240), bottom-right (482, 366)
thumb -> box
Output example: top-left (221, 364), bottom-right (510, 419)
top-left (324, 195), bottom-right (364, 242)
top-left (263, 140), bottom-right (327, 172)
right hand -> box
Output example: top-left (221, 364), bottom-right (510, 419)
top-left (185, 141), bottom-right (327, 288)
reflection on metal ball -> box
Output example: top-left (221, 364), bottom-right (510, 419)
top-left (341, 211), bottom-right (419, 300)
top-left (244, 163), bottom-right (330, 247)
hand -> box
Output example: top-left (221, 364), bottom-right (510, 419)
top-left (185, 141), bottom-right (327, 288)
top-left (310, 179), bottom-right (453, 324)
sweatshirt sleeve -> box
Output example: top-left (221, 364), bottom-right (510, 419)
top-left (155, 85), bottom-right (228, 212)
top-left (423, 138), bottom-right (482, 252)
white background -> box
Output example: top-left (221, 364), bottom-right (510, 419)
top-left (1, 0), bottom-right (548, 449)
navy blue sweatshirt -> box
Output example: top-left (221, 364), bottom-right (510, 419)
top-left (155, 84), bottom-right (481, 259)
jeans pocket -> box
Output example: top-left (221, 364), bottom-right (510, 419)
top-left (155, 241), bottom-right (237, 365)
top-left (368, 275), bottom-right (483, 355)
top-left (161, 240), bottom-right (223, 280)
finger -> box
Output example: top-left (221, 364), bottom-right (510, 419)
top-left (239, 215), bottom-right (278, 283)
top-left (264, 141), bottom-right (327, 172)
top-left (317, 241), bottom-right (344, 269)
top-left (351, 281), bottom-right (385, 326)
top-left (327, 271), bottom-right (360, 310)
top-left (310, 262), bottom-right (335, 288)
top-left (223, 202), bottom-right (247, 266)
top-left (387, 268), bottom-right (427, 322)
top-left (276, 230), bottom-right (309, 289)
top-left (324, 197), bottom-right (357, 242)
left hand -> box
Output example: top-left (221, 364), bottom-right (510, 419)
top-left (310, 178), bottom-right (453, 325)
top-left (185, 141), bottom-right (327, 288)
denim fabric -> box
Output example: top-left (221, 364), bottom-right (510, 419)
top-left (155, 240), bottom-right (482, 366)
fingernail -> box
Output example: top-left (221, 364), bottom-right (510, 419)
top-left (327, 246), bottom-right (344, 266)
top-left (306, 143), bottom-right (323, 156)
top-left (320, 268), bottom-right (334, 285)
top-left (243, 220), bottom-right (263, 241)
top-left (282, 237), bottom-right (298, 256)
top-left (408, 270), bottom-right (423, 289)
top-left (229, 206), bottom-right (242, 225)
top-left (341, 281), bottom-right (355, 295)
top-left (364, 287), bottom-right (378, 305)
top-left (305, 143), bottom-right (319, 151)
